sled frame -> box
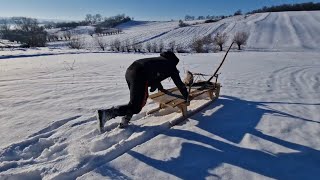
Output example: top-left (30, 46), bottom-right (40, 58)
top-left (148, 82), bottom-right (221, 117)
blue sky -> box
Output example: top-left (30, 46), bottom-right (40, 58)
top-left (0, 0), bottom-right (319, 21)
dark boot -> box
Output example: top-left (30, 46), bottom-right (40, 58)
top-left (118, 114), bottom-right (132, 129)
top-left (96, 107), bottom-right (117, 133)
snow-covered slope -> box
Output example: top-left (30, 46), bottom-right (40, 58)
top-left (0, 52), bottom-right (319, 179)
top-left (85, 11), bottom-right (320, 52)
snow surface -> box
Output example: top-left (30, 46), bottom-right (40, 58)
top-left (0, 51), bottom-right (319, 179)
top-left (0, 11), bottom-right (320, 180)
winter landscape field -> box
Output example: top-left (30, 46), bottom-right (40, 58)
top-left (0, 9), bottom-right (320, 180)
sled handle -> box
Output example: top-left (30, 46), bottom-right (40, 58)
top-left (207, 41), bottom-right (234, 82)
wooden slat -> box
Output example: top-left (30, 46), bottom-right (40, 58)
top-left (152, 89), bottom-right (182, 104)
top-left (149, 85), bottom-right (216, 109)
top-left (149, 87), bottom-right (179, 99)
top-left (167, 98), bottom-right (186, 108)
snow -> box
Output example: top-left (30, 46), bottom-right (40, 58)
top-left (1, 11), bottom-right (320, 179)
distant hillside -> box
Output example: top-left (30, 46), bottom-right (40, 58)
top-left (85, 11), bottom-right (320, 52)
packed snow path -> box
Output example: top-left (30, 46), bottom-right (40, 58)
top-left (0, 52), bottom-right (319, 179)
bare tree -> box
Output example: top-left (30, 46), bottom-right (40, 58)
top-left (111, 39), bottom-right (121, 51)
top-left (95, 37), bottom-right (107, 51)
top-left (213, 32), bottom-right (228, 51)
top-left (124, 39), bottom-right (131, 52)
top-left (233, 31), bottom-right (249, 50)
top-left (120, 44), bottom-right (126, 52)
top-left (151, 42), bottom-right (158, 52)
top-left (145, 42), bottom-right (152, 52)
top-left (63, 31), bottom-right (72, 40)
top-left (93, 14), bottom-right (102, 24)
top-left (85, 14), bottom-right (93, 24)
top-left (159, 40), bottom-right (164, 52)
top-left (135, 42), bottom-right (143, 52)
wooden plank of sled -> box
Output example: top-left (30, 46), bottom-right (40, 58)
top-left (151, 90), bottom-right (183, 105)
top-left (149, 87), bottom-right (179, 99)
top-left (148, 83), bottom-right (221, 117)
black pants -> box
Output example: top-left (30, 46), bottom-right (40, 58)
top-left (115, 63), bottom-right (148, 119)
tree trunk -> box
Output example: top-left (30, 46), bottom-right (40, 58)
top-left (238, 44), bottom-right (241, 50)
top-left (219, 45), bottom-right (223, 51)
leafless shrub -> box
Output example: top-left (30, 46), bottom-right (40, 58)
top-left (178, 20), bottom-right (189, 27)
top-left (124, 39), bottom-right (131, 52)
top-left (68, 36), bottom-right (84, 49)
top-left (202, 34), bottom-right (212, 45)
top-left (176, 43), bottom-right (186, 53)
top-left (233, 31), bottom-right (249, 50)
top-left (111, 39), bottom-right (121, 51)
top-left (131, 39), bottom-right (140, 52)
top-left (190, 37), bottom-right (205, 53)
top-left (168, 41), bottom-right (176, 52)
top-left (151, 42), bottom-right (158, 52)
top-left (120, 44), bottom-right (126, 52)
top-left (213, 32), bottom-right (228, 51)
top-left (95, 37), bottom-right (107, 51)
top-left (145, 42), bottom-right (152, 52)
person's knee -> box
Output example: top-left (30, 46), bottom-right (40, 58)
top-left (132, 106), bottom-right (142, 114)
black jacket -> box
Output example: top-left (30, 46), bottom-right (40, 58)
top-left (128, 52), bottom-right (189, 100)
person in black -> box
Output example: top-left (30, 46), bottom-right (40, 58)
top-left (97, 51), bottom-right (189, 130)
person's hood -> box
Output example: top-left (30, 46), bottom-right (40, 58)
top-left (160, 51), bottom-right (179, 65)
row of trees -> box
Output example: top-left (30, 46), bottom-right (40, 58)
top-left (190, 31), bottom-right (249, 53)
top-left (247, 2), bottom-right (320, 14)
top-left (68, 30), bottom-right (249, 53)
top-left (183, 2), bottom-right (320, 21)
top-left (184, 14), bottom-right (232, 21)
top-left (0, 17), bottom-right (47, 47)
top-left (45, 14), bottom-right (131, 30)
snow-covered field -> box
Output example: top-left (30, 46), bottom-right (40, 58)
top-left (1, 10), bottom-right (320, 180)
top-left (0, 51), bottom-right (319, 179)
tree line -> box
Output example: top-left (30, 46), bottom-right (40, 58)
top-left (247, 2), bottom-right (320, 14)
top-left (45, 14), bottom-right (131, 30)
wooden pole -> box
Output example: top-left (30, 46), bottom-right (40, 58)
top-left (207, 41), bottom-right (234, 82)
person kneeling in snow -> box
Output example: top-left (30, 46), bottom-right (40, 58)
top-left (97, 51), bottom-right (189, 130)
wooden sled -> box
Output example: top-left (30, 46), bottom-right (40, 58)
top-left (147, 82), bottom-right (221, 117)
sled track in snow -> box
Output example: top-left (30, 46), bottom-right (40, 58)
top-left (266, 65), bottom-right (320, 124)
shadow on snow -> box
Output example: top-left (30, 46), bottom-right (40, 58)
top-left (127, 95), bottom-right (320, 180)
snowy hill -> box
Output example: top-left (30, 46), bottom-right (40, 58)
top-left (0, 11), bottom-right (320, 179)
top-left (77, 11), bottom-right (320, 52)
